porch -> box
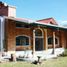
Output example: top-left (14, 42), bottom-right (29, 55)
top-left (0, 48), bottom-right (64, 62)
top-left (15, 48), bottom-right (64, 61)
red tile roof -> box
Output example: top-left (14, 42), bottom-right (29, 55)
top-left (37, 18), bottom-right (58, 25)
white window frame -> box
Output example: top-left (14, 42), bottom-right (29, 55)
top-left (48, 36), bottom-right (59, 46)
top-left (16, 35), bottom-right (30, 46)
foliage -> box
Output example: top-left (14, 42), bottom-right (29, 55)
top-left (61, 49), bottom-right (67, 57)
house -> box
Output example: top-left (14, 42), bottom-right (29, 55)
top-left (0, 2), bottom-right (67, 60)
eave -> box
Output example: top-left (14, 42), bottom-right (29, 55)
top-left (4, 16), bottom-right (67, 31)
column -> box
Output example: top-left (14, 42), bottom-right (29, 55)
top-left (44, 29), bottom-right (48, 50)
top-left (32, 30), bottom-right (35, 55)
top-left (52, 31), bottom-right (55, 54)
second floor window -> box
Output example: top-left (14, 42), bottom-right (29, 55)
top-left (16, 22), bottom-right (30, 28)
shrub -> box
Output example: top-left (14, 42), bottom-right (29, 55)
top-left (61, 49), bottom-right (67, 57)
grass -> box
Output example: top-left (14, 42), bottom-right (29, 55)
top-left (0, 56), bottom-right (67, 67)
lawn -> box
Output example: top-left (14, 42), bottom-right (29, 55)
top-left (0, 56), bottom-right (67, 67)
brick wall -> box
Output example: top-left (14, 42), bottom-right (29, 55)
top-left (5, 19), bottom-right (67, 51)
top-left (5, 19), bottom-right (16, 51)
top-left (0, 2), bottom-right (16, 17)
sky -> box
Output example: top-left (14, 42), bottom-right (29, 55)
top-left (0, 0), bottom-right (67, 25)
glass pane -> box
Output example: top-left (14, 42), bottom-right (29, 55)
top-left (35, 29), bottom-right (42, 36)
top-left (16, 22), bottom-right (30, 28)
top-left (48, 37), bottom-right (58, 45)
top-left (55, 38), bottom-right (58, 44)
top-left (16, 36), bottom-right (29, 46)
top-left (16, 37), bottom-right (21, 46)
top-left (48, 37), bottom-right (53, 44)
top-left (35, 38), bottom-right (43, 51)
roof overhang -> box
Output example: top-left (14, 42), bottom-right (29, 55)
top-left (4, 16), bottom-right (67, 30)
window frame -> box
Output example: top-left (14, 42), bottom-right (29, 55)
top-left (16, 22), bottom-right (30, 29)
top-left (16, 35), bottom-right (30, 46)
top-left (48, 36), bottom-right (59, 46)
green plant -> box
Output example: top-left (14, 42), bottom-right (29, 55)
top-left (61, 49), bottom-right (67, 57)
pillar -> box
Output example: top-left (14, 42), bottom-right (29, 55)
top-left (44, 29), bottom-right (48, 50)
top-left (32, 30), bottom-right (35, 55)
top-left (52, 31), bottom-right (55, 54)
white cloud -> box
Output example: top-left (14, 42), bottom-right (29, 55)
top-left (58, 20), bottom-right (67, 26)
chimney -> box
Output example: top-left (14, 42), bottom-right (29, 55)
top-left (0, 1), bottom-right (16, 17)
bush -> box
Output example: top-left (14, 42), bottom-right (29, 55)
top-left (61, 49), bottom-right (67, 57)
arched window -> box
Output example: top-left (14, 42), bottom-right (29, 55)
top-left (35, 29), bottom-right (43, 36)
top-left (16, 36), bottom-right (29, 46)
top-left (48, 36), bottom-right (59, 45)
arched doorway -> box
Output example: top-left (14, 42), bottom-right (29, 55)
top-left (35, 29), bottom-right (44, 51)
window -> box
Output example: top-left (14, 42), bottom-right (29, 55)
top-left (35, 29), bottom-right (44, 51)
top-left (48, 37), bottom-right (53, 44)
top-left (16, 36), bottom-right (29, 46)
top-left (35, 29), bottom-right (43, 36)
top-left (48, 37), bottom-right (59, 45)
top-left (16, 22), bottom-right (30, 28)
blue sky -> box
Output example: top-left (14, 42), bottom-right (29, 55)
top-left (0, 0), bottom-right (67, 25)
